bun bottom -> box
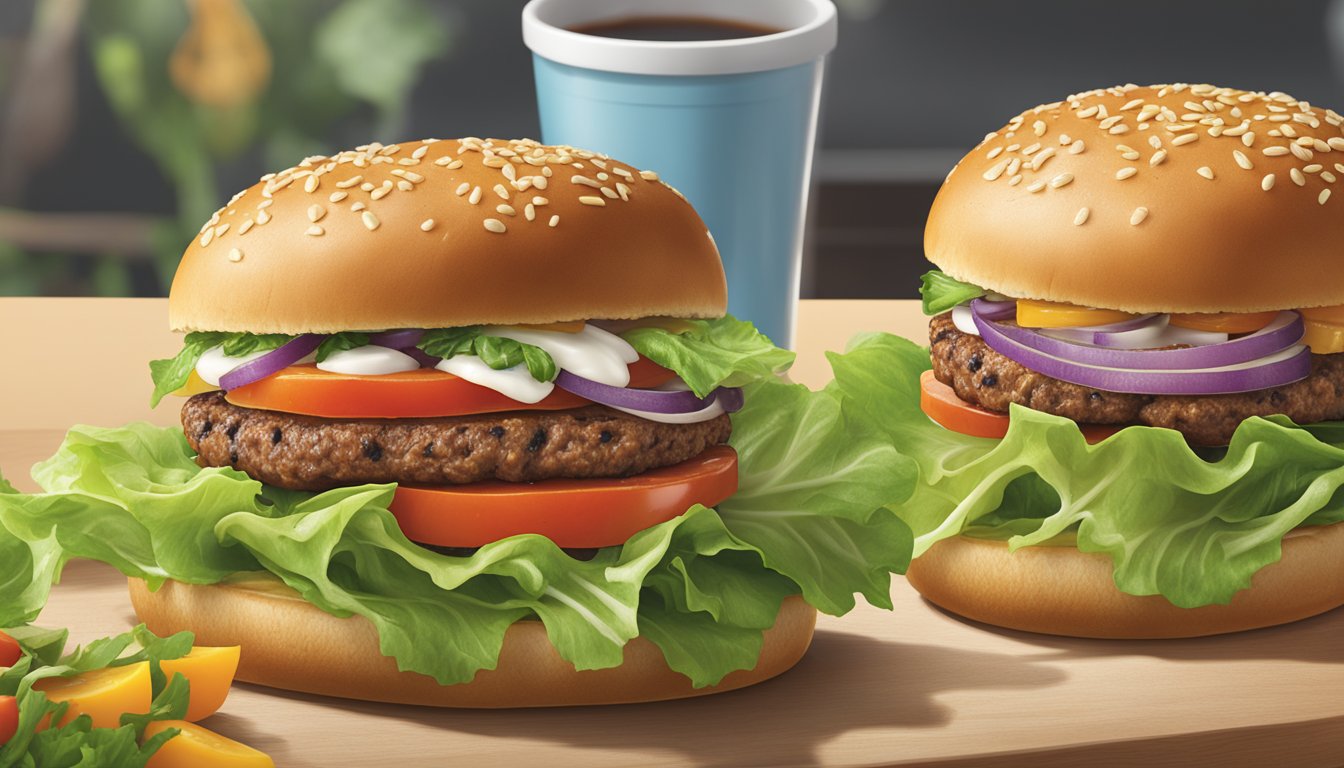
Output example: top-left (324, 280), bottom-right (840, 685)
top-left (905, 522), bottom-right (1344, 639)
top-left (128, 576), bottom-right (816, 707)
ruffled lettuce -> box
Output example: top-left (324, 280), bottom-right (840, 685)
top-left (828, 332), bottom-right (1344, 608)
top-left (0, 351), bottom-right (911, 688)
top-left (621, 316), bottom-right (796, 398)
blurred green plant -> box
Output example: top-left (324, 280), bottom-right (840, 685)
top-left (76, 0), bottom-right (451, 291)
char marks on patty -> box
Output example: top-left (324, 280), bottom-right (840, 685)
top-left (929, 312), bottom-right (1344, 445)
top-left (184, 392), bottom-right (731, 491)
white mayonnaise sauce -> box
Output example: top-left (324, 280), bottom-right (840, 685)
top-left (436, 354), bottom-right (555, 404)
top-left (483, 324), bottom-right (636, 387)
top-left (317, 346), bottom-right (420, 375)
top-left (196, 346), bottom-right (317, 386)
top-left (195, 346), bottom-right (273, 387)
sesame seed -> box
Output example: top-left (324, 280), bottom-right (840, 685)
top-left (600, 186), bottom-right (619, 199)
top-left (1073, 207), bottom-right (1090, 226)
top-left (1121, 150), bottom-right (1141, 161)
top-left (1290, 144), bottom-right (1314, 161)
top-left (306, 225), bottom-right (324, 236)
top-left (370, 186), bottom-right (392, 201)
top-left (1196, 166), bottom-right (1215, 180)
top-left (199, 229), bottom-right (213, 247)
top-left (1026, 180), bottom-right (1046, 193)
top-left (1262, 173), bottom-right (1276, 191)
top-left (1324, 171), bottom-right (1338, 183)
top-left (1008, 174), bottom-right (1023, 186)
top-left (308, 204), bottom-right (325, 222)
top-left (1030, 147), bottom-right (1056, 170)
top-left (548, 214), bottom-right (560, 227)
top-left (1116, 167), bottom-right (1138, 180)
top-left (1171, 133), bottom-right (1199, 146)
top-left (1050, 173), bottom-right (1074, 188)
top-left (1242, 132), bottom-right (1256, 148)
top-left (1321, 189), bottom-right (1333, 205)
top-left (238, 219), bottom-right (254, 235)
top-left (493, 184), bottom-right (510, 200)
top-left (1130, 207), bottom-right (1149, 226)
top-left (304, 176), bottom-right (320, 193)
top-left (571, 174), bottom-right (602, 188)
top-left (1329, 138), bottom-right (1344, 151)
top-left (336, 175), bottom-right (362, 189)
top-left (351, 201), bottom-right (366, 211)
top-left (329, 191), bottom-right (348, 203)
top-left (395, 180), bottom-right (412, 191)
top-left (228, 248), bottom-right (243, 262)
top-left (1306, 163), bottom-right (1326, 174)
top-left (256, 210), bottom-right (271, 225)
top-left (1033, 119), bottom-right (1047, 136)
top-left (1099, 115), bottom-right (1123, 130)
top-left (1233, 150), bottom-right (1254, 170)
top-left (1068, 140), bottom-right (1086, 155)
top-left (1109, 124), bottom-right (1131, 135)
top-left (1263, 146), bottom-right (1290, 157)
top-left (616, 182), bottom-right (631, 200)
top-left (359, 211), bottom-right (379, 231)
top-left (455, 182), bottom-right (470, 196)
top-left (361, 183), bottom-right (375, 192)
top-left (579, 195), bottom-right (606, 207)
top-left (1290, 168), bottom-right (1306, 186)
top-left (483, 218), bottom-right (507, 233)
top-left (639, 170), bottom-right (659, 181)
top-left (496, 204), bottom-right (516, 216)
top-left (411, 145), bottom-right (429, 160)
top-left (987, 146), bottom-right (1004, 160)
top-left (524, 203), bottom-right (536, 221)
top-left (468, 186), bottom-right (482, 204)
top-left (1150, 149), bottom-right (1169, 166)
top-left (420, 218), bottom-right (435, 231)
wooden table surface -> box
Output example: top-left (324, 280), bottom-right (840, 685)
top-left (2, 298), bottom-right (1342, 768)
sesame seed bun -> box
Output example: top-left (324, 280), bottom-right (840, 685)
top-left (904, 522), bottom-right (1344, 638)
top-left (925, 84), bottom-right (1344, 314)
top-left (127, 576), bottom-right (815, 707)
top-left (169, 138), bottom-right (726, 334)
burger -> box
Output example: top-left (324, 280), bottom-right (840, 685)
top-left (848, 84), bottom-right (1344, 638)
top-left (0, 138), bottom-right (912, 706)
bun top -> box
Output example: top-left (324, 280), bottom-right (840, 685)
top-left (925, 84), bottom-right (1344, 313)
top-left (170, 138), bottom-right (727, 333)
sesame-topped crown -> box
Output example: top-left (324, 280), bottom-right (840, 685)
top-left (925, 83), bottom-right (1344, 314)
top-left (169, 138), bottom-right (726, 333)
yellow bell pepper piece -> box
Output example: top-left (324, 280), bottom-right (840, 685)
top-left (1015, 300), bottom-right (1138, 329)
top-left (1302, 319), bottom-right (1344, 354)
top-left (33, 662), bottom-right (151, 730)
top-left (159, 646), bottom-right (241, 722)
top-left (144, 720), bottom-right (274, 768)
top-left (170, 370), bottom-right (219, 398)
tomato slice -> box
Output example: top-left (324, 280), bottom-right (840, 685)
top-left (1015, 300), bottom-right (1139, 329)
top-left (226, 356), bottom-right (675, 419)
top-left (389, 446), bottom-right (739, 548)
top-left (1168, 311), bottom-right (1279, 334)
top-left (0, 696), bottom-right (15, 747)
top-left (920, 371), bottom-right (1121, 443)
top-left (0, 631), bottom-right (19, 668)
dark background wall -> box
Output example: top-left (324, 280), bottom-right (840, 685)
top-left (3, 0), bottom-right (1343, 297)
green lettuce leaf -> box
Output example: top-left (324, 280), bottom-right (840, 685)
top-left (919, 270), bottom-right (985, 315)
top-left (3, 341), bottom-right (912, 688)
top-left (315, 332), bottom-right (370, 363)
top-left (830, 331), bottom-right (1344, 608)
top-left (147, 332), bottom-right (292, 407)
top-left (418, 327), bottom-right (557, 382)
top-left (621, 316), bottom-right (796, 397)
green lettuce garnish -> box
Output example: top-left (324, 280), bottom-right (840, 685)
top-left (1, 347), bottom-right (912, 688)
top-left (148, 332), bottom-right (291, 407)
top-left (919, 270), bottom-right (985, 315)
top-left (418, 328), bottom-right (558, 383)
top-left (0, 624), bottom-right (193, 768)
top-left (622, 316), bottom-right (796, 398)
top-left (828, 331), bottom-right (1344, 608)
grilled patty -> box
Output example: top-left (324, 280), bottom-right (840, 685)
top-left (930, 313), bottom-right (1344, 445)
top-left (183, 392), bottom-right (731, 491)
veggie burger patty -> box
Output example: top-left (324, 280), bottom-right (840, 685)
top-left (930, 313), bottom-right (1344, 445)
top-left (184, 392), bottom-right (732, 491)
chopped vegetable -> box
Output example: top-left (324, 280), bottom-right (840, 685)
top-left (919, 270), bottom-right (985, 315)
top-left (1015, 299), bottom-right (1140, 329)
top-left (1168, 310), bottom-right (1280, 333)
top-left (0, 697), bottom-right (14, 746)
top-left (143, 720), bottom-right (274, 768)
top-left (157, 647), bottom-right (240, 722)
top-left (33, 662), bottom-right (152, 730)
top-left (0, 633), bottom-right (18, 669)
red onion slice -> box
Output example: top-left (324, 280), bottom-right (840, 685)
top-left (973, 302), bottom-right (1303, 370)
top-left (972, 304), bottom-right (1309, 395)
top-left (369, 329), bottom-right (424, 349)
top-left (555, 370), bottom-right (742, 415)
top-left (219, 334), bottom-right (325, 391)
